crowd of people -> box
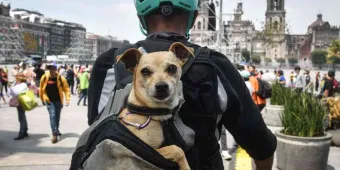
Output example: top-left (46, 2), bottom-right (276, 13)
top-left (218, 64), bottom-right (338, 161)
top-left (235, 65), bottom-right (338, 98)
top-left (0, 62), bottom-right (91, 143)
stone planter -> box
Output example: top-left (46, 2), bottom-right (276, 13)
top-left (328, 129), bottom-right (340, 146)
top-left (262, 105), bottom-right (284, 127)
top-left (276, 130), bottom-right (332, 170)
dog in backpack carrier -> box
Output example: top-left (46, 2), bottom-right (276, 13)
top-left (113, 42), bottom-right (194, 170)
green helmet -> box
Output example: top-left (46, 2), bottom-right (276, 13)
top-left (134, 0), bottom-right (199, 37)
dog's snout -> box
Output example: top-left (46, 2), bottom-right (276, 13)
top-left (155, 81), bottom-right (169, 92)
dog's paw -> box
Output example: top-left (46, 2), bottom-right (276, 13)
top-left (156, 145), bottom-right (190, 170)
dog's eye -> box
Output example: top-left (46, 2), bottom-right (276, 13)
top-left (141, 68), bottom-right (151, 76)
top-left (167, 65), bottom-right (177, 74)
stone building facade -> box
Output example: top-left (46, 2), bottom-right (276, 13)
top-left (190, 0), bottom-right (340, 65)
top-left (224, 2), bottom-right (256, 63)
top-left (190, 0), bottom-right (217, 46)
top-left (309, 14), bottom-right (340, 51)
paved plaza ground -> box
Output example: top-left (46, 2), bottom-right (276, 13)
top-left (0, 95), bottom-right (339, 170)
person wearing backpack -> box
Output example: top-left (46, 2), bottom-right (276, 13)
top-left (81, 1), bottom-right (276, 170)
top-left (249, 72), bottom-right (267, 111)
top-left (322, 69), bottom-right (337, 98)
top-left (39, 62), bottom-right (71, 144)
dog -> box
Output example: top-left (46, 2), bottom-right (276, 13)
top-left (116, 42), bottom-right (194, 170)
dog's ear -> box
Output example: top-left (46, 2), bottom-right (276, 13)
top-left (116, 48), bottom-right (143, 72)
top-left (169, 42), bottom-right (194, 65)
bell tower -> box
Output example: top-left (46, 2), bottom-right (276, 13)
top-left (265, 0), bottom-right (286, 60)
top-left (266, 0), bottom-right (286, 34)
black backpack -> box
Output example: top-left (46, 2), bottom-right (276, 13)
top-left (72, 39), bottom-right (223, 170)
top-left (256, 78), bottom-right (272, 99)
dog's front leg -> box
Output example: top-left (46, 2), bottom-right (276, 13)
top-left (156, 145), bottom-right (190, 170)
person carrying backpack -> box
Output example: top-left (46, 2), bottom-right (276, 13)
top-left (321, 69), bottom-right (337, 98)
top-left (78, 1), bottom-right (276, 170)
top-left (249, 71), bottom-right (268, 111)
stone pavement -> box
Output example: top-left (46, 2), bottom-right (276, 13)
top-left (0, 95), bottom-right (339, 170)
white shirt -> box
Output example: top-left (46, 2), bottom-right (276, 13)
top-left (59, 68), bottom-right (66, 77)
top-left (10, 83), bottom-right (28, 97)
top-left (245, 81), bottom-right (254, 95)
top-left (261, 73), bottom-right (276, 83)
top-left (294, 73), bottom-right (304, 88)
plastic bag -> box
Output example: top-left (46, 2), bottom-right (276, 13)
top-left (9, 97), bottom-right (19, 107)
top-left (18, 90), bottom-right (38, 111)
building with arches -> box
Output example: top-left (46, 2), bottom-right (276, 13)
top-left (190, 0), bottom-right (340, 65)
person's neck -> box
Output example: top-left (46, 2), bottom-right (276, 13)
top-left (50, 73), bottom-right (57, 78)
top-left (148, 25), bottom-right (186, 37)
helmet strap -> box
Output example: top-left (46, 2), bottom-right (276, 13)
top-left (185, 11), bottom-right (195, 39)
top-left (139, 17), bottom-right (148, 36)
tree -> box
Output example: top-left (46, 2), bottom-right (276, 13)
top-left (288, 57), bottom-right (298, 67)
top-left (264, 57), bottom-right (272, 66)
top-left (252, 55), bottom-right (261, 64)
top-left (311, 50), bottom-right (327, 69)
top-left (328, 40), bottom-right (340, 69)
top-left (241, 50), bottom-right (251, 62)
top-left (329, 55), bottom-right (340, 69)
top-left (276, 58), bottom-right (285, 67)
top-left (256, 22), bottom-right (290, 48)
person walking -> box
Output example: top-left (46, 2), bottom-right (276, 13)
top-left (66, 65), bottom-right (75, 95)
top-left (12, 65), bottom-right (19, 78)
top-left (277, 70), bottom-right (286, 87)
top-left (293, 66), bottom-right (304, 92)
top-left (0, 68), bottom-right (7, 104)
top-left (4, 66), bottom-right (8, 74)
top-left (240, 70), bottom-right (254, 95)
top-left (321, 69), bottom-right (336, 98)
top-left (249, 72), bottom-right (267, 111)
top-left (77, 68), bottom-right (90, 106)
top-left (23, 64), bottom-right (36, 87)
top-left (39, 62), bottom-right (71, 143)
top-left (10, 73), bottom-right (29, 140)
top-left (315, 71), bottom-right (320, 92)
top-left (33, 64), bottom-right (45, 88)
top-left (0, 67), bottom-right (9, 96)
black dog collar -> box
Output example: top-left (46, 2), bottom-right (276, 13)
top-left (126, 99), bottom-right (184, 116)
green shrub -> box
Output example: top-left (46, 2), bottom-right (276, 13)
top-left (281, 90), bottom-right (327, 137)
top-left (270, 83), bottom-right (288, 105)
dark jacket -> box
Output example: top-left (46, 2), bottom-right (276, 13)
top-left (87, 32), bottom-right (277, 169)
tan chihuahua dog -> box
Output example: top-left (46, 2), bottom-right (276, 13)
top-left (116, 42), bottom-right (194, 170)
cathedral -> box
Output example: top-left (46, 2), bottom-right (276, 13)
top-left (190, 0), bottom-right (340, 65)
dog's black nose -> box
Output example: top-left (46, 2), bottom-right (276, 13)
top-left (155, 81), bottom-right (169, 92)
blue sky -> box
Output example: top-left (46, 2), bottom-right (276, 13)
top-left (4, 0), bottom-right (340, 43)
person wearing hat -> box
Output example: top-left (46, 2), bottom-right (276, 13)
top-left (39, 62), bottom-right (71, 143)
top-left (240, 70), bottom-right (254, 95)
top-left (77, 67), bottom-right (90, 106)
top-left (9, 73), bottom-right (29, 140)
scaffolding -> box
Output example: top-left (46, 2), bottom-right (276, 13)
top-left (0, 15), bottom-right (24, 62)
top-left (190, 0), bottom-right (231, 58)
top-left (63, 29), bottom-right (93, 62)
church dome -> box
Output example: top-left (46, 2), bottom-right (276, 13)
top-left (308, 14), bottom-right (326, 32)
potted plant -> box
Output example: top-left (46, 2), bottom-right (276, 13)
top-left (276, 91), bottom-right (332, 170)
top-left (263, 83), bottom-right (287, 127)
